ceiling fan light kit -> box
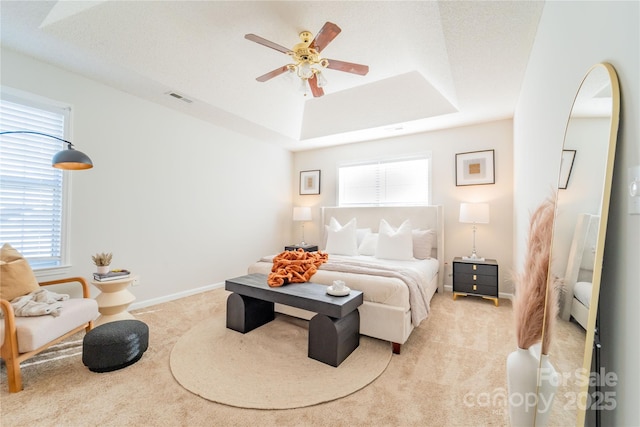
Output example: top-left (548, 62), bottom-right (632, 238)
top-left (245, 22), bottom-right (369, 97)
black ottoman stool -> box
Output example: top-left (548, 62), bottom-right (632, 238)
top-left (82, 319), bottom-right (149, 373)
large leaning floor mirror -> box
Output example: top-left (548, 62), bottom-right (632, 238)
top-left (542, 63), bottom-right (620, 426)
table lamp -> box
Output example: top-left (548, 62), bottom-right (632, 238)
top-left (293, 206), bottom-right (312, 246)
top-left (459, 202), bottom-right (490, 261)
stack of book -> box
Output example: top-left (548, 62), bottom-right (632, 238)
top-left (93, 269), bottom-right (130, 282)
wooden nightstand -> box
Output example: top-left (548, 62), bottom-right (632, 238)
top-left (452, 257), bottom-right (499, 306)
top-left (284, 244), bottom-right (318, 252)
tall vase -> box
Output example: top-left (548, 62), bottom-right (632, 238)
top-left (507, 347), bottom-right (539, 427)
top-left (535, 354), bottom-right (559, 427)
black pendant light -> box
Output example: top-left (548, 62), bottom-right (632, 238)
top-left (0, 131), bottom-right (93, 170)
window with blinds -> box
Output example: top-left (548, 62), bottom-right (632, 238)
top-left (338, 156), bottom-right (431, 206)
top-left (0, 96), bottom-right (69, 269)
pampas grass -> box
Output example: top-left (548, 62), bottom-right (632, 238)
top-left (513, 197), bottom-right (557, 354)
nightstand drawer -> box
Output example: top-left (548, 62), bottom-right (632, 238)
top-left (284, 245), bottom-right (318, 252)
top-left (454, 282), bottom-right (498, 297)
top-left (453, 262), bottom-right (496, 276)
top-left (455, 272), bottom-right (497, 287)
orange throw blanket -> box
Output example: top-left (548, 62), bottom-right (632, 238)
top-left (267, 249), bottom-right (329, 287)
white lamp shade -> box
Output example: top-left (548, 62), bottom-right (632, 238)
top-left (459, 203), bottom-right (490, 224)
top-left (293, 206), bottom-right (312, 222)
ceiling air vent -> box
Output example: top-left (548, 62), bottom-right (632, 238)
top-left (166, 91), bottom-right (193, 104)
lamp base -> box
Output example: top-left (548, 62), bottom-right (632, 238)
top-left (462, 255), bottom-right (485, 262)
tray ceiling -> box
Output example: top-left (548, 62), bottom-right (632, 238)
top-left (0, 1), bottom-right (544, 151)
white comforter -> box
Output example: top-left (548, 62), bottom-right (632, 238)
top-left (257, 254), bottom-right (438, 326)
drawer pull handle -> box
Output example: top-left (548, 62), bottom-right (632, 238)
top-left (473, 265), bottom-right (477, 271)
top-left (473, 274), bottom-right (477, 280)
top-left (473, 284), bottom-right (477, 291)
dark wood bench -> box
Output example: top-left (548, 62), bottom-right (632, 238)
top-left (225, 273), bottom-right (363, 367)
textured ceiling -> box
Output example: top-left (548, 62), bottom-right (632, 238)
top-left (0, 1), bottom-right (544, 151)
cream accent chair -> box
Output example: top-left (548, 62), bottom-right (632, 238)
top-left (1, 277), bottom-right (99, 393)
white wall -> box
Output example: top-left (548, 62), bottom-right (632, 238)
top-left (1, 48), bottom-right (293, 304)
top-left (551, 117), bottom-right (611, 281)
top-left (514, 1), bottom-right (639, 425)
top-left (293, 119), bottom-right (515, 295)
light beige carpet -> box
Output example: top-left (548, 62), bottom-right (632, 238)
top-left (170, 312), bottom-right (392, 409)
top-left (1, 288), bottom-right (586, 426)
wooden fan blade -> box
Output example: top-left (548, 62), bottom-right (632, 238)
top-left (308, 75), bottom-right (324, 97)
top-left (256, 65), bottom-right (290, 82)
top-left (325, 59), bottom-right (369, 76)
top-left (245, 34), bottom-right (291, 54)
top-left (309, 22), bottom-right (341, 52)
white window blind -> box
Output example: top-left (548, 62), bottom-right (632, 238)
top-left (338, 156), bottom-right (430, 206)
top-left (0, 97), bottom-right (68, 269)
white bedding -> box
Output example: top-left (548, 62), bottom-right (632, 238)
top-left (325, 255), bottom-right (438, 280)
top-left (249, 205), bottom-right (444, 347)
top-left (256, 254), bottom-right (438, 326)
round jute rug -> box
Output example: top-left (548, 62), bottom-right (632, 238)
top-left (170, 313), bottom-right (392, 409)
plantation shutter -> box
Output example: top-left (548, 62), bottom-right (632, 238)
top-left (0, 98), bottom-right (68, 268)
top-left (338, 157), bottom-right (430, 206)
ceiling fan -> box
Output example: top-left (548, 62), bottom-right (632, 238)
top-left (245, 22), bottom-right (369, 97)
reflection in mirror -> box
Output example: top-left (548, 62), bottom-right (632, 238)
top-left (543, 63), bottom-right (619, 426)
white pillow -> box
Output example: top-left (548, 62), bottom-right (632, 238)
top-left (358, 233), bottom-right (378, 256)
top-left (574, 282), bottom-right (592, 308)
top-left (325, 217), bottom-right (358, 256)
top-left (356, 228), bottom-right (372, 246)
top-left (412, 229), bottom-right (435, 259)
top-left (375, 219), bottom-right (414, 260)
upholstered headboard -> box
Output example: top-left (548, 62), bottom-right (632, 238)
top-left (321, 205), bottom-right (445, 293)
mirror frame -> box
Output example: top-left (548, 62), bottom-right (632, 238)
top-left (541, 62), bottom-right (620, 425)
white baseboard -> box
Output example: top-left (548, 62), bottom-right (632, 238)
top-left (129, 281), bottom-right (225, 311)
top-left (501, 292), bottom-right (514, 302)
top-left (130, 282), bottom-right (514, 312)
top-left (443, 284), bottom-right (514, 302)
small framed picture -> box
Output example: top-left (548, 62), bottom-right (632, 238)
top-left (455, 149), bottom-right (495, 186)
top-left (559, 149), bottom-right (577, 189)
top-left (299, 170), bottom-right (321, 195)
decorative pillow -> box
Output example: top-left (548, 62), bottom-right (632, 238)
top-left (325, 217), bottom-right (358, 256)
top-left (322, 224), bottom-right (330, 249)
top-left (323, 225), bottom-right (371, 249)
top-left (358, 233), bottom-right (379, 256)
top-left (356, 228), bottom-right (372, 247)
top-left (574, 281), bottom-right (592, 308)
top-left (412, 229), bottom-right (436, 259)
top-left (375, 219), bottom-right (414, 260)
top-left (0, 243), bottom-right (40, 301)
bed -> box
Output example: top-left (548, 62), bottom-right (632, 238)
top-left (247, 205), bottom-right (444, 353)
top-left (561, 213), bottom-right (598, 329)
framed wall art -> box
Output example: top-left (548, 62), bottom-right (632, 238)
top-left (299, 170), bottom-right (321, 195)
top-left (559, 149), bottom-right (576, 189)
top-left (455, 149), bottom-right (495, 186)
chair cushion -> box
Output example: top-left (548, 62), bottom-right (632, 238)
top-left (0, 243), bottom-right (40, 301)
top-left (5, 298), bottom-right (99, 353)
top-left (82, 320), bottom-right (149, 372)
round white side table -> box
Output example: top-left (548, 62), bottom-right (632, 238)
top-left (91, 275), bottom-right (137, 326)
